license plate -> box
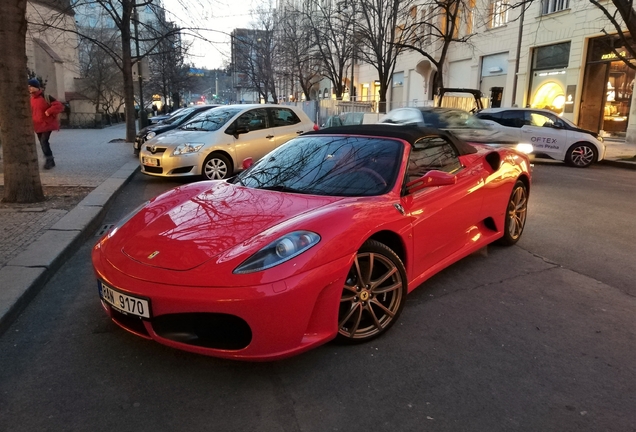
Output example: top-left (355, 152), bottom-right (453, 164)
top-left (98, 281), bottom-right (150, 318)
top-left (142, 157), bottom-right (159, 166)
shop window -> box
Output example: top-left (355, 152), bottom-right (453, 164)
top-left (541, 0), bottom-right (569, 15)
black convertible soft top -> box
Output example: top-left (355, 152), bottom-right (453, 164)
top-left (304, 124), bottom-right (478, 156)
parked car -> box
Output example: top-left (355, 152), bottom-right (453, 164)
top-left (93, 124), bottom-right (531, 361)
top-left (378, 107), bottom-right (533, 155)
top-left (139, 104), bottom-right (318, 180)
top-left (147, 107), bottom-right (186, 125)
top-left (322, 112), bottom-right (365, 128)
top-left (475, 107), bottom-right (606, 167)
top-left (134, 105), bottom-right (220, 155)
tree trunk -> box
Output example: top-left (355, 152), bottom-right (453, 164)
top-left (0, 0), bottom-right (44, 203)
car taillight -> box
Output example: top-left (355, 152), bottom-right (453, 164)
top-left (313, 123), bottom-right (320, 131)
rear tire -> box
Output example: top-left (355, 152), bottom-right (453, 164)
top-left (336, 240), bottom-right (407, 344)
top-left (565, 142), bottom-right (596, 168)
top-left (497, 180), bottom-right (528, 246)
top-left (202, 153), bottom-right (232, 180)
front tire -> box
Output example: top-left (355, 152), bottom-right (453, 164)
top-left (336, 240), bottom-right (407, 344)
top-left (565, 142), bottom-right (596, 168)
top-left (497, 180), bottom-right (528, 246)
top-left (202, 153), bottom-right (232, 180)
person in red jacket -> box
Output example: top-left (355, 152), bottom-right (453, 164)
top-left (29, 78), bottom-right (64, 169)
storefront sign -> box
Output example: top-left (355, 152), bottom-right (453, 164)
top-left (601, 51), bottom-right (627, 60)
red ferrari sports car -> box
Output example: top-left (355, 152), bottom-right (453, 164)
top-left (92, 125), bottom-right (531, 361)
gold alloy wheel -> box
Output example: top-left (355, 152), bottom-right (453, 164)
top-left (337, 241), bottom-right (407, 342)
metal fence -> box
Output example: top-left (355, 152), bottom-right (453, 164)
top-left (61, 112), bottom-right (125, 129)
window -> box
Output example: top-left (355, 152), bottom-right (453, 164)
top-left (501, 111), bottom-right (526, 128)
top-left (489, 0), bottom-right (509, 28)
top-left (466, 0), bottom-right (476, 35)
top-left (235, 109), bottom-right (268, 132)
top-left (270, 108), bottom-right (300, 127)
top-left (407, 137), bottom-right (461, 182)
top-left (528, 112), bottom-right (556, 127)
top-left (379, 108), bottom-right (421, 125)
top-left (541, 0), bottom-right (569, 15)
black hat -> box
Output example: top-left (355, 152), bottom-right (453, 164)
top-left (28, 79), bottom-right (41, 89)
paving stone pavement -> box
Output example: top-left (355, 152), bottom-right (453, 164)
top-left (0, 124), bottom-right (634, 335)
top-left (0, 123), bottom-right (139, 333)
top-left (0, 124), bottom-right (134, 267)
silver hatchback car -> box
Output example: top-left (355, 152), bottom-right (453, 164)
top-left (139, 104), bottom-right (317, 179)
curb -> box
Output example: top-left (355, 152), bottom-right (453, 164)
top-left (600, 159), bottom-right (636, 170)
top-left (0, 161), bottom-right (140, 336)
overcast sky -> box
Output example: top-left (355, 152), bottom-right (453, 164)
top-left (162, 0), bottom-right (264, 70)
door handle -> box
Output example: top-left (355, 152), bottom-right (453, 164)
top-left (266, 135), bottom-right (274, 139)
top-left (296, 130), bottom-right (304, 134)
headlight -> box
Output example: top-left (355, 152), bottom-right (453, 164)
top-left (515, 143), bottom-right (534, 154)
top-left (233, 231), bottom-right (321, 274)
top-left (173, 143), bottom-right (204, 156)
top-left (145, 131), bottom-right (156, 140)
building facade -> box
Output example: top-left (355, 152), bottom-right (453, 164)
top-left (352, 0), bottom-right (636, 140)
top-left (26, 0), bottom-right (81, 101)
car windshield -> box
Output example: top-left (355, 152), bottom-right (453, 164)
top-left (234, 135), bottom-right (403, 197)
top-left (426, 109), bottom-right (491, 129)
top-left (180, 107), bottom-right (241, 131)
top-left (162, 107), bottom-right (198, 125)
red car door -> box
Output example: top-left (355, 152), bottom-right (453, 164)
top-left (400, 136), bottom-right (486, 281)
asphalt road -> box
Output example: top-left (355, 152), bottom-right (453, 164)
top-left (1, 163), bottom-right (635, 432)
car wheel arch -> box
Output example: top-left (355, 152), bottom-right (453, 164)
top-left (202, 151), bottom-right (234, 180)
top-left (367, 230), bottom-right (407, 270)
top-left (565, 141), bottom-right (598, 167)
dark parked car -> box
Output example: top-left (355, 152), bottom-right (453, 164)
top-left (134, 105), bottom-right (220, 155)
top-left (378, 106), bottom-right (533, 155)
top-left (147, 107), bottom-right (186, 125)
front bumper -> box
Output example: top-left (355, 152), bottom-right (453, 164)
top-left (93, 249), bottom-right (352, 361)
top-left (139, 146), bottom-right (203, 177)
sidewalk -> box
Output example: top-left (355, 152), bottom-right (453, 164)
top-left (0, 129), bottom-right (635, 335)
top-left (0, 124), bottom-right (139, 334)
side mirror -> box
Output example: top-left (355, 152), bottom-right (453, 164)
top-left (406, 170), bottom-right (456, 193)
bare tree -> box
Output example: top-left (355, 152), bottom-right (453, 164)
top-left (77, 26), bottom-right (125, 117)
top-left (394, 0), bottom-right (476, 94)
top-left (355, 0), bottom-right (417, 112)
top-left (145, 20), bottom-right (191, 111)
top-left (0, 0), bottom-right (45, 203)
top-left (233, 4), bottom-right (279, 104)
top-left (305, 0), bottom-right (356, 100)
top-left (276, 4), bottom-right (322, 101)
top-left (35, 0), bottom-right (185, 141)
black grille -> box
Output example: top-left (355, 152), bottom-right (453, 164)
top-left (145, 145), bottom-right (167, 154)
top-left (153, 313), bottom-right (252, 350)
top-left (143, 166), bottom-right (163, 174)
top-left (171, 166), bottom-right (194, 174)
top-left (109, 306), bottom-right (150, 337)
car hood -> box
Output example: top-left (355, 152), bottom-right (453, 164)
top-left (449, 128), bottom-right (518, 145)
top-left (119, 182), bottom-right (343, 271)
top-left (148, 129), bottom-right (215, 146)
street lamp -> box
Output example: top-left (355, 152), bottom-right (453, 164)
top-left (133, 1), bottom-right (148, 128)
